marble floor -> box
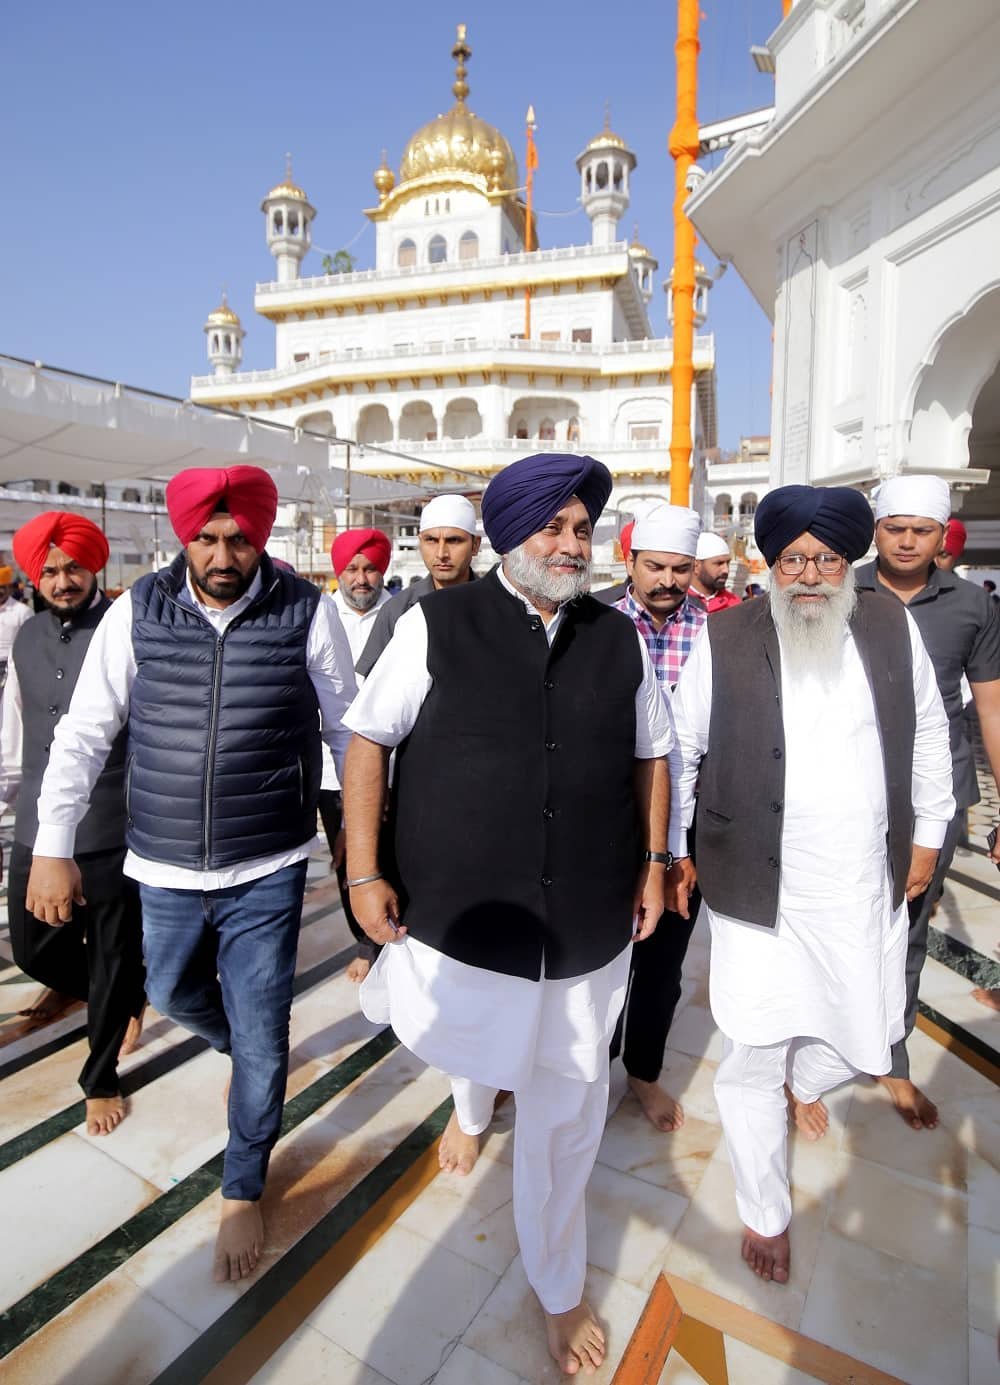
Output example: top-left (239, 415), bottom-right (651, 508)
top-left (0, 826), bottom-right (997, 1384)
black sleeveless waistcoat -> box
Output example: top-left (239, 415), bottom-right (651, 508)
top-left (391, 572), bottom-right (644, 981)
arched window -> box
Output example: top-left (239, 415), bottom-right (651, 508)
top-left (567, 416), bottom-right (580, 443)
top-left (211, 334), bottom-right (220, 353)
top-left (585, 167), bottom-right (593, 193)
top-left (288, 211), bottom-right (300, 235)
top-left (273, 211), bottom-right (284, 234)
top-left (596, 161), bottom-right (609, 190)
top-left (715, 493), bottom-right (733, 523)
top-left (428, 235), bottom-right (447, 264)
top-left (613, 162), bottom-right (624, 191)
top-left (223, 334), bottom-right (232, 353)
top-left (398, 238), bottom-right (417, 268)
top-left (539, 418), bottom-right (556, 440)
top-left (739, 492), bottom-right (757, 520)
top-left (515, 419), bottom-right (529, 439)
top-left (459, 230), bottom-right (479, 261)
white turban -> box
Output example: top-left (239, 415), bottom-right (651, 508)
top-left (874, 476), bottom-right (950, 526)
top-left (419, 494), bottom-right (478, 535)
top-left (696, 531), bottom-right (731, 560)
top-left (631, 506), bottom-right (701, 558)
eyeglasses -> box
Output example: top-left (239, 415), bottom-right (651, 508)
top-left (775, 552), bottom-right (846, 577)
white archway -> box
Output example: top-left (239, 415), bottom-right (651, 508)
top-left (905, 281), bottom-right (1000, 472)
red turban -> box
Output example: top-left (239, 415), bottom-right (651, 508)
top-left (13, 512), bottom-right (109, 587)
top-left (943, 518), bottom-right (967, 558)
top-left (619, 520), bottom-right (635, 562)
top-left (165, 465), bottom-right (278, 552)
top-left (331, 528), bottom-right (391, 576)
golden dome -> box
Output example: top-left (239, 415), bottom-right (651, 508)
top-left (206, 294), bottom-right (240, 326)
top-left (583, 107), bottom-right (631, 154)
top-left (629, 229), bottom-right (656, 262)
top-left (397, 26), bottom-right (518, 192)
top-left (263, 155), bottom-right (309, 205)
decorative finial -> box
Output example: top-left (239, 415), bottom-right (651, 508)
top-left (284, 151), bottom-right (293, 180)
top-left (526, 104), bottom-right (536, 128)
top-left (604, 101), bottom-right (611, 130)
top-left (373, 149), bottom-right (396, 202)
top-left (452, 23), bottom-right (472, 106)
top-left (631, 224), bottom-right (639, 245)
top-left (221, 287), bottom-right (229, 306)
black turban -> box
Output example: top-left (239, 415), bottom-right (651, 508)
top-left (754, 485), bottom-right (874, 566)
top-left (481, 453), bottom-right (613, 555)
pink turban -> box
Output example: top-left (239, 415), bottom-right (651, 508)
top-left (13, 512), bottom-right (109, 586)
top-left (166, 466), bottom-right (278, 552)
top-left (331, 528), bottom-right (391, 576)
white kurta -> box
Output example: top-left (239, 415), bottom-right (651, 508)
top-left (321, 585), bottom-right (391, 792)
top-left (344, 571), bottom-right (676, 1085)
top-left (672, 613), bottom-right (954, 1074)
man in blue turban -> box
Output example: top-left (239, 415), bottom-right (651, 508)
top-left (669, 483), bottom-right (954, 1286)
top-left (340, 453), bottom-right (675, 1374)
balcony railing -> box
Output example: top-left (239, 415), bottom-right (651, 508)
top-left (191, 334), bottom-right (715, 390)
top-left (254, 241), bottom-right (631, 297)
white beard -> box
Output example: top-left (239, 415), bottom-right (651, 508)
top-left (503, 544), bottom-right (591, 606)
top-left (769, 565), bottom-right (857, 683)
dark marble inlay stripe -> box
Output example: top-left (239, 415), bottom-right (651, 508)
top-left (149, 1099), bottom-right (453, 1385)
top-left (0, 1026), bottom-right (399, 1360)
top-left (919, 1001), bottom-right (1000, 1075)
top-left (946, 866), bottom-right (1000, 906)
top-left (927, 924), bottom-right (1000, 990)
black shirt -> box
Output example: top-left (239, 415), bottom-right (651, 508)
top-left (855, 561), bottom-right (1000, 808)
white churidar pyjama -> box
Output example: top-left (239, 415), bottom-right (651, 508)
top-left (714, 1034), bottom-right (858, 1236)
top-left (361, 934), bottom-right (630, 1314)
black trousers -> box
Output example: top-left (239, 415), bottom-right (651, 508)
top-left (8, 841), bottom-right (146, 1098)
top-left (317, 790), bottom-right (380, 965)
top-left (611, 886), bottom-right (702, 1082)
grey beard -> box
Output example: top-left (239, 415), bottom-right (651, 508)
top-left (341, 582), bottom-right (382, 613)
top-left (504, 544), bottom-right (591, 606)
top-left (769, 564), bottom-right (857, 681)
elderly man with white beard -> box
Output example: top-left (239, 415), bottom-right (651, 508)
top-left (670, 485), bottom-right (954, 1286)
top-left (342, 452), bottom-right (674, 1376)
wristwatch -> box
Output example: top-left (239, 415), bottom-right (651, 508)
top-left (644, 850), bottom-right (674, 868)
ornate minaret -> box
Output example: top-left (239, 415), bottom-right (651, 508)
top-left (628, 227), bottom-right (659, 308)
top-left (261, 156), bottom-right (315, 283)
top-left (204, 294), bottom-right (245, 377)
top-left (576, 109), bottom-right (636, 248)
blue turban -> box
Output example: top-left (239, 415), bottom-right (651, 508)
top-left (481, 453), bottom-right (613, 554)
top-left (754, 485), bottom-right (874, 566)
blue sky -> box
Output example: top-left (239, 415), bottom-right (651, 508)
top-left (2, 0), bottom-right (780, 451)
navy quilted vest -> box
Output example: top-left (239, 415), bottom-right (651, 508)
top-left (127, 552), bottom-right (321, 869)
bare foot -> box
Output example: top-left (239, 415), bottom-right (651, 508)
top-left (741, 1226), bottom-right (790, 1283)
top-left (213, 1199), bottom-right (264, 1282)
top-left (628, 1075), bottom-right (685, 1131)
top-left (86, 1095), bottom-right (126, 1136)
top-left (438, 1109), bottom-right (480, 1175)
top-left (118, 1003), bottom-right (148, 1058)
top-left (544, 1301), bottom-right (606, 1376)
top-left (877, 1076), bottom-right (939, 1130)
top-left (18, 988), bottom-right (82, 1026)
top-left (785, 1084), bottom-right (828, 1141)
top-left (346, 956), bottom-right (371, 984)
top-left (972, 986), bottom-right (1000, 1012)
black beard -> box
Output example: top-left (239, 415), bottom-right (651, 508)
top-left (41, 579), bottom-right (98, 619)
top-left (190, 564), bottom-right (256, 602)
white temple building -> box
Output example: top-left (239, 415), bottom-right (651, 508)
top-left (190, 26), bottom-right (719, 578)
top-left (687, 0), bottom-right (1000, 562)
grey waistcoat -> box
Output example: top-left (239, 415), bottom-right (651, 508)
top-left (12, 597), bottom-right (127, 853)
top-left (695, 591), bottom-right (916, 927)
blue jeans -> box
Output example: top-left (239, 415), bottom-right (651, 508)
top-left (139, 860), bottom-right (307, 1200)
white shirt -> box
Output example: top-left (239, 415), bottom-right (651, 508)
top-left (343, 567), bottom-right (675, 762)
top-left (671, 614), bottom-right (956, 1069)
top-left (321, 584), bottom-right (392, 792)
top-left (0, 597), bottom-right (30, 663)
top-left (33, 570), bottom-right (357, 890)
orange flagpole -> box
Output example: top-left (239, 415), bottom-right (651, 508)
top-left (524, 106), bottom-right (537, 339)
top-left (668, 0), bottom-right (701, 505)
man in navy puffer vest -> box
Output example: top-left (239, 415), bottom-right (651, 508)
top-left (26, 466), bottom-right (356, 1284)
